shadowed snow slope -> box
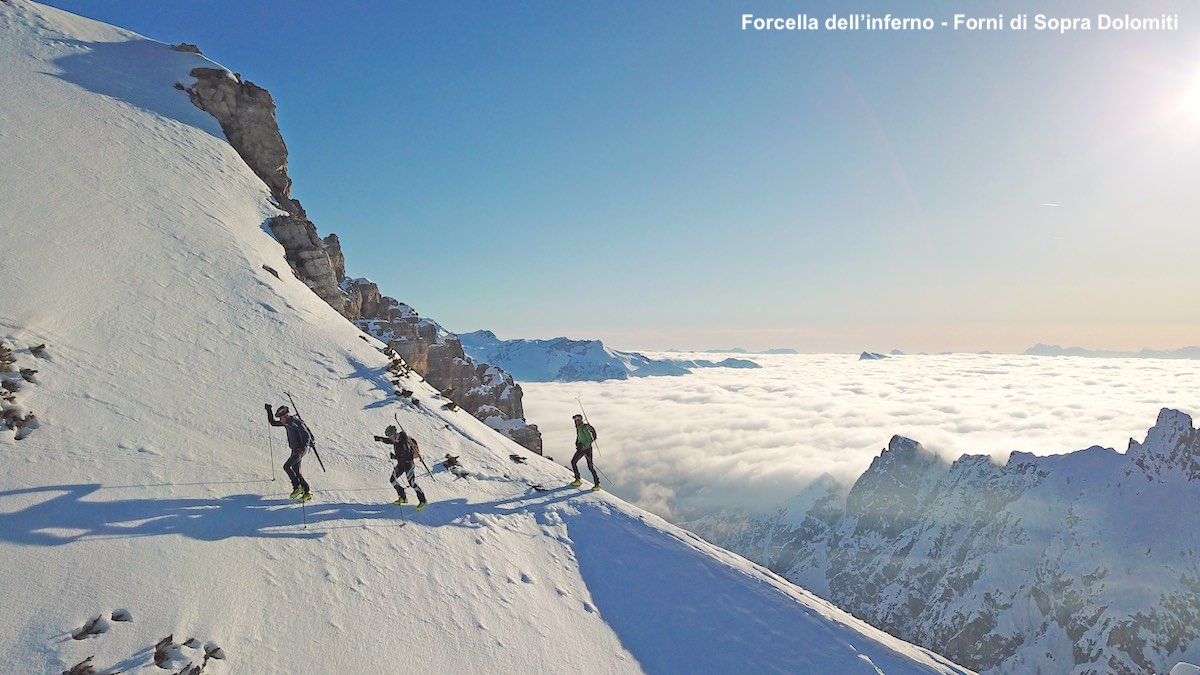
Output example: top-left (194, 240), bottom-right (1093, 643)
top-left (0, 3), bottom-right (969, 673)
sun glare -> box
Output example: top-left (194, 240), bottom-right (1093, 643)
top-left (1185, 65), bottom-right (1200, 121)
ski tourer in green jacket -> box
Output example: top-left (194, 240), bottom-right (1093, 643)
top-left (570, 414), bottom-right (600, 489)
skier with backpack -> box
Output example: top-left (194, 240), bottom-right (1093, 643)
top-left (265, 403), bottom-right (313, 501)
top-left (374, 425), bottom-right (428, 510)
top-left (570, 413), bottom-right (601, 491)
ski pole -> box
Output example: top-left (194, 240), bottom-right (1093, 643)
top-left (301, 499), bottom-right (307, 530)
top-left (285, 391), bottom-right (327, 472)
top-left (267, 417), bottom-right (276, 481)
top-left (419, 455), bottom-right (436, 481)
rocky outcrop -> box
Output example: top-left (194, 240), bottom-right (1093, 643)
top-left (324, 233), bottom-right (346, 282)
top-left (264, 210), bottom-right (346, 311)
top-left (687, 409), bottom-right (1200, 673)
top-left (185, 67), bottom-right (346, 315)
top-left (186, 67), bottom-right (291, 202)
top-left (345, 279), bottom-right (542, 454)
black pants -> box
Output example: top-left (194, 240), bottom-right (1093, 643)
top-left (391, 462), bottom-right (426, 503)
top-left (284, 449), bottom-right (309, 492)
top-left (571, 447), bottom-right (598, 484)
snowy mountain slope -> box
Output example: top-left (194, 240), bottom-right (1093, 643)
top-left (458, 330), bottom-right (691, 382)
top-left (687, 411), bottom-right (1200, 673)
top-left (0, 3), bottom-right (970, 673)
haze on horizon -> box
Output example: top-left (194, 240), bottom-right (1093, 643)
top-left (39, 0), bottom-right (1200, 354)
top-left (469, 323), bottom-right (1200, 356)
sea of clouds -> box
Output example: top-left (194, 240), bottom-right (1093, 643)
top-left (522, 353), bottom-right (1200, 521)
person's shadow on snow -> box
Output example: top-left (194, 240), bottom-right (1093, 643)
top-left (0, 482), bottom-right (598, 546)
top-left (0, 484), bottom-right (335, 543)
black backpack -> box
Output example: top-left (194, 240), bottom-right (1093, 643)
top-left (394, 430), bottom-right (417, 463)
top-left (587, 423), bottom-right (597, 440)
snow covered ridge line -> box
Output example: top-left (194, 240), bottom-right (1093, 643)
top-left (686, 407), bottom-right (1200, 674)
top-left (458, 330), bottom-right (760, 383)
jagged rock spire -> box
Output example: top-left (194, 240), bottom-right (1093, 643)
top-left (1126, 408), bottom-right (1200, 481)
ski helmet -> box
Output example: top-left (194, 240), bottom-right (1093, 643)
top-left (385, 425), bottom-right (397, 437)
top-left (275, 406), bottom-right (290, 417)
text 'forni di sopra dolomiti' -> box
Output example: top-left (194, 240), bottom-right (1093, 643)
top-left (740, 13), bottom-right (1181, 34)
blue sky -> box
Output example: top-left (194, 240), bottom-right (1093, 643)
top-left (41, 0), bottom-right (1199, 352)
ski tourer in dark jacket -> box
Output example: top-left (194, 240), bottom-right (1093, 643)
top-left (373, 425), bottom-right (427, 508)
top-left (267, 405), bottom-right (311, 451)
top-left (266, 404), bottom-right (312, 500)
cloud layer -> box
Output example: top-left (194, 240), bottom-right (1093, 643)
top-left (523, 353), bottom-right (1200, 520)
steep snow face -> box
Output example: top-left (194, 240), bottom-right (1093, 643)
top-left (459, 331), bottom-right (689, 382)
top-left (0, 3), bottom-right (970, 674)
top-left (688, 410), bottom-right (1200, 673)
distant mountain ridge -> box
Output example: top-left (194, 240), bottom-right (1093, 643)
top-left (666, 347), bottom-right (798, 354)
top-left (1026, 344), bottom-right (1200, 359)
top-left (686, 409), bottom-right (1200, 673)
top-left (459, 331), bottom-right (759, 382)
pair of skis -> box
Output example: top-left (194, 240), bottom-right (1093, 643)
top-left (286, 391), bottom-right (326, 472)
top-left (528, 482), bottom-right (601, 493)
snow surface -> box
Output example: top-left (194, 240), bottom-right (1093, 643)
top-left (0, 3), bottom-right (970, 673)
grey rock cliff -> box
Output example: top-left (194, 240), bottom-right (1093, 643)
top-left (186, 67), bottom-right (346, 314)
top-left (186, 67), bottom-right (291, 202)
top-left (264, 209), bottom-right (347, 312)
top-left (345, 279), bottom-right (542, 454)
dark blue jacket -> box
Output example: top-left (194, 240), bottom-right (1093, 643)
top-left (375, 432), bottom-right (417, 467)
top-left (270, 415), bottom-right (312, 451)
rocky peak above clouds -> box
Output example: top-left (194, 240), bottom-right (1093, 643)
top-left (1126, 407), bottom-right (1200, 481)
top-left (687, 408), bottom-right (1200, 673)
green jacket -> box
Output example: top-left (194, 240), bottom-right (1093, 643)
top-left (575, 422), bottom-right (595, 450)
